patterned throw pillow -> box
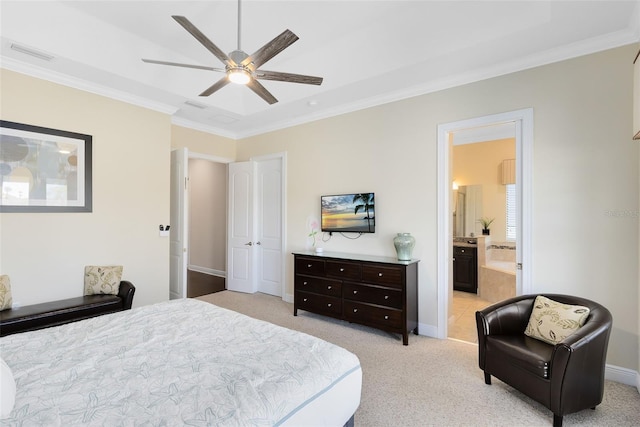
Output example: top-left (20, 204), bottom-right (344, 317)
top-left (0, 275), bottom-right (12, 311)
top-left (84, 266), bottom-right (123, 296)
top-left (525, 295), bottom-right (590, 345)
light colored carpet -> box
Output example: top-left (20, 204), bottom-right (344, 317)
top-left (197, 291), bottom-right (640, 427)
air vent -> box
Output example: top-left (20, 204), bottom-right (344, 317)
top-left (10, 43), bottom-right (54, 61)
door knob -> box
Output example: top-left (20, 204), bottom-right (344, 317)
top-left (256, 241), bottom-right (262, 245)
top-left (244, 242), bottom-right (253, 246)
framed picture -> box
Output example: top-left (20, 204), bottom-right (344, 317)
top-left (0, 120), bottom-right (92, 212)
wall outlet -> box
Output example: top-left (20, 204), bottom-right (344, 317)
top-left (159, 230), bottom-right (170, 237)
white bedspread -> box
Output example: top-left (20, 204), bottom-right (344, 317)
top-left (0, 299), bottom-right (361, 426)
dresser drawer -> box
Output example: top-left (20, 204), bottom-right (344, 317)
top-left (453, 246), bottom-right (476, 256)
top-left (295, 275), bottom-right (341, 297)
top-left (295, 257), bottom-right (326, 276)
top-left (343, 301), bottom-right (402, 330)
top-left (362, 264), bottom-right (403, 288)
top-left (295, 291), bottom-right (342, 317)
top-left (326, 260), bottom-right (361, 280)
top-left (343, 282), bottom-right (402, 309)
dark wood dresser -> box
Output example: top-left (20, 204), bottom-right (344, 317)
top-left (293, 251), bottom-right (419, 345)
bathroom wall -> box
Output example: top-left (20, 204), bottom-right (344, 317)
top-left (452, 138), bottom-right (516, 242)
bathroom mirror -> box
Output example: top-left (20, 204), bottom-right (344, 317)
top-left (453, 185), bottom-right (483, 237)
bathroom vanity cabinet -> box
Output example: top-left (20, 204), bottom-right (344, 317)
top-left (453, 245), bottom-right (477, 293)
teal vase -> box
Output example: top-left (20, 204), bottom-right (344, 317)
top-left (393, 233), bottom-right (415, 261)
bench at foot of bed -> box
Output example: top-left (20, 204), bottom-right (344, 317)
top-left (0, 281), bottom-right (135, 337)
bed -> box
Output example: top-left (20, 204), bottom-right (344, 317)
top-left (0, 298), bottom-right (362, 426)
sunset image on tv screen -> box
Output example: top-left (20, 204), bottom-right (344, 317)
top-left (321, 193), bottom-right (375, 233)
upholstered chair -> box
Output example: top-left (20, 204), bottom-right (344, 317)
top-left (475, 294), bottom-right (612, 427)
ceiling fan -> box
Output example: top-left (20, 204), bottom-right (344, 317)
top-left (142, 0), bottom-right (323, 104)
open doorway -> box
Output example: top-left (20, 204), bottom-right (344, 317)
top-left (170, 148), bottom-right (233, 300)
top-left (449, 132), bottom-right (515, 342)
top-left (436, 109), bottom-right (533, 341)
top-left (187, 157), bottom-right (228, 297)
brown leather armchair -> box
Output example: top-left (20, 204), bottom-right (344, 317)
top-left (475, 294), bottom-right (612, 427)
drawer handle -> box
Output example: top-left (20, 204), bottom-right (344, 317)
top-left (384, 295), bottom-right (389, 300)
top-left (303, 298), bottom-right (308, 302)
top-left (307, 264), bottom-right (312, 268)
top-left (353, 308), bottom-right (358, 313)
top-left (327, 303), bottom-right (332, 307)
top-left (378, 272), bottom-right (383, 277)
top-left (303, 281), bottom-right (308, 285)
top-left (340, 268), bottom-right (345, 272)
top-left (461, 249), bottom-right (465, 253)
top-left (327, 286), bottom-right (332, 290)
top-left (353, 290), bottom-right (358, 294)
top-left (384, 315), bottom-right (389, 320)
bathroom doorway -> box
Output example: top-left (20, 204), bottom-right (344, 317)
top-left (449, 135), bottom-right (516, 342)
top-left (436, 109), bottom-right (533, 341)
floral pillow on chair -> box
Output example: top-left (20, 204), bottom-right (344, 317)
top-left (525, 295), bottom-right (590, 345)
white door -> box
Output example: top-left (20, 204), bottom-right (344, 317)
top-left (227, 161), bottom-right (257, 293)
top-left (256, 158), bottom-right (283, 296)
top-left (170, 148), bottom-right (188, 299)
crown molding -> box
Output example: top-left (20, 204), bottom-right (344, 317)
top-left (170, 116), bottom-right (238, 140)
top-left (0, 56), bottom-right (178, 115)
top-left (3, 22), bottom-right (638, 141)
top-left (234, 26), bottom-right (639, 140)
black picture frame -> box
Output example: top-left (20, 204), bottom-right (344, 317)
top-left (0, 120), bottom-right (92, 212)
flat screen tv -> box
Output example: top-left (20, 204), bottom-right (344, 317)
top-left (321, 193), bottom-right (375, 233)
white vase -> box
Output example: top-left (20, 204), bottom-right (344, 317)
top-left (393, 233), bottom-right (415, 261)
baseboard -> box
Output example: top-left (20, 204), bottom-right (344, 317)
top-left (187, 265), bottom-right (226, 278)
top-left (417, 322), bottom-right (438, 338)
top-left (416, 322), bottom-right (639, 391)
top-left (605, 364), bottom-right (640, 391)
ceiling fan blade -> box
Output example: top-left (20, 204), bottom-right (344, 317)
top-left (247, 79), bottom-right (278, 104)
top-left (172, 15), bottom-right (234, 66)
top-left (199, 76), bottom-right (231, 96)
top-left (142, 59), bottom-right (225, 72)
top-left (242, 29), bottom-right (299, 69)
top-left (255, 70), bottom-right (323, 86)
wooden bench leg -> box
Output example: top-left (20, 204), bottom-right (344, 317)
top-left (553, 414), bottom-right (563, 427)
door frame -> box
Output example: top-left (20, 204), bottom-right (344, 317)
top-left (170, 149), bottom-right (233, 299)
top-left (436, 108), bottom-right (533, 339)
top-left (170, 147), bottom-right (188, 299)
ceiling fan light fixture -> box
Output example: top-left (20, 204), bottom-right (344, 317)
top-left (228, 68), bottom-right (251, 85)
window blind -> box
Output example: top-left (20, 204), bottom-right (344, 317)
top-left (506, 184), bottom-right (516, 241)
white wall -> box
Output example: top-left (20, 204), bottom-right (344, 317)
top-left (236, 44), bottom-right (639, 371)
top-left (0, 69), bottom-right (171, 308)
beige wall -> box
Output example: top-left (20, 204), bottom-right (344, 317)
top-left (453, 138), bottom-right (516, 241)
top-left (1, 44), bottom-right (638, 373)
top-left (171, 125), bottom-right (235, 159)
top-left (236, 44), bottom-right (639, 371)
top-left (0, 69), bottom-right (171, 308)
